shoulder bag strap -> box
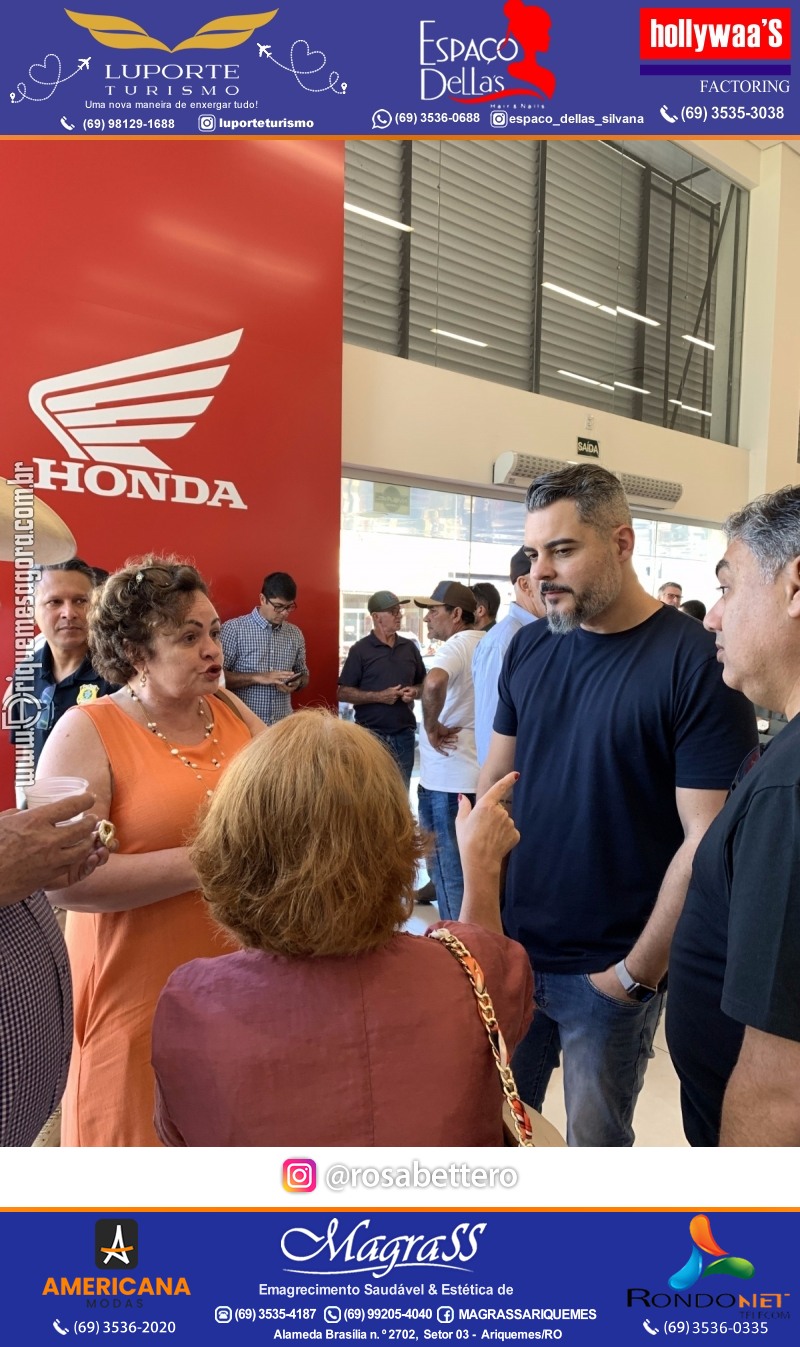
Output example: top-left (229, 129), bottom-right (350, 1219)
top-left (430, 927), bottom-right (534, 1146)
top-left (214, 688), bottom-right (247, 723)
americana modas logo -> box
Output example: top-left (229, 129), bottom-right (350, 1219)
top-left (669, 1214), bottom-right (754, 1290)
top-left (65, 8), bottom-right (278, 52)
top-left (95, 1219), bottom-right (139, 1270)
top-left (28, 328), bottom-right (248, 510)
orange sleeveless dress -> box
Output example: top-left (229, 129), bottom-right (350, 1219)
top-left (61, 697), bottom-right (251, 1147)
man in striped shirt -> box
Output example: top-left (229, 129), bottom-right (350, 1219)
top-left (221, 571), bottom-right (309, 725)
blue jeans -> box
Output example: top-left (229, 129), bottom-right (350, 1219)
top-left (372, 727), bottom-right (416, 791)
top-left (416, 786), bottom-right (474, 921)
top-left (512, 970), bottom-right (665, 1147)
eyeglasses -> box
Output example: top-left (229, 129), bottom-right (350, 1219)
top-left (265, 599), bottom-right (297, 614)
top-left (37, 684), bottom-right (56, 732)
top-left (381, 606), bottom-right (402, 617)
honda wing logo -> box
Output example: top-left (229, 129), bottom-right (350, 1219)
top-left (29, 328), bottom-right (243, 471)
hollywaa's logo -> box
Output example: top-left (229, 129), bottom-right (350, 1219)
top-left (420, 0), bottom-right (556, 104)
top-left (29, 328), bottom-right (247, 510)
top-left (65, 8), bottom-right (277, 52)
top-left (669, 1214), bottom-right (755, 1290)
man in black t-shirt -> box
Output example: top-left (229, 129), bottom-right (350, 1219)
top-left (478, 464), bottom-right (757, 1147)
top-left (338, 591), bottom-right (425, 789)
top-left (667, 485), bottom-right (800, 1146)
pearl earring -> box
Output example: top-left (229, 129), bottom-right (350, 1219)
top-left (139, 671), bottom-right (148, 687)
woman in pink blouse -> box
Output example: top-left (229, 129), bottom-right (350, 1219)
top-left (152, 710), bottom-right (532, 1146)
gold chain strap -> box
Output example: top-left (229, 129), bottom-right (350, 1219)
top-left (430, 928), bottom-right (534, 1146)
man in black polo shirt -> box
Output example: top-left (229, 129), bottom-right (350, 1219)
top-left (8, 558), bottom-right (117, 783)
top-left (338, 590), bottom-right (426, 789)
top-left (668, 485), bottom-right (800, 1146)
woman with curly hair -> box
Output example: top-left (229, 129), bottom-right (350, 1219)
top-left (151, 710), bottom-right (532, 1146)
top-left (36, 555), bottom-right (264, 1146)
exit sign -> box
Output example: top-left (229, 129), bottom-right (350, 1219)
top-left (577, 437), bottom-right (600, 458)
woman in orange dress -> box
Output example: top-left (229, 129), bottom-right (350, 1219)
top-left (36, 556), bottom-right (265, 1146)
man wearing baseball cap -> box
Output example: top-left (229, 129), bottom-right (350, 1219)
top-left (415, 581), bottom-right (485, 920)
top-left (338, 591), bottom-right (425, 789)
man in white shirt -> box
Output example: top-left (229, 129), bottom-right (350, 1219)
top-left (473, 547), bottom-right (545, 766)
top-left (415, 581), bottom-right (485, 920)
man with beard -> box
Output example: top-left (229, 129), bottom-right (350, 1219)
top-left (477, 464), bottom-right (757, 1146)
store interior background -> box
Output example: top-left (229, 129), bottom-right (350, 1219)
top-left (2, 134), bottom-right (799, 1145)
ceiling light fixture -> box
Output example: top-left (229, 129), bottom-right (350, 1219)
top-left (616, 306), bottom-right (660, 327)
top-left (614, 381), bottom-right (651, 395)
top-left (682, 334), bottom-right (715, 350)
top-left (669, 398), bottom-right (712, 418)
top-left (344, 202), bottom-right (414, 232)
top-left (542, 282), bottom-right (600, 309)
top-left (558, 369), bottom-right (614, 391)
top-left (598, 305), bottom-right (618, 316)
top-left (431, 328), bottom-right (488, 348)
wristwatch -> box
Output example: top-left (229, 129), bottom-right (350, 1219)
top-left (613, 959), bottom-right (658, 1004)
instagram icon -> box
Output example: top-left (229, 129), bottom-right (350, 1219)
top-left (283, 1159), bottom-right (317, 1192)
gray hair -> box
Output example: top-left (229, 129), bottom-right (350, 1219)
top-left (526, 464), bottom-right (631, 533)
top-left (724, 485), bottom-right (800, 580)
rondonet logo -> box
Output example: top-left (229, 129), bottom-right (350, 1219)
top-left (28, 328), bottom-right (248, 509)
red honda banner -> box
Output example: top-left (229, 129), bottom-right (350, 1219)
top-left (0, 139), bottom-right (344, 804)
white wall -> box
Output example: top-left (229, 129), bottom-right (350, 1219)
top-left (342, 344), bottom-right (751, 523)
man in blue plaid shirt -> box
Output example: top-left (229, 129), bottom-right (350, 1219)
top-left (221, 571), bottom-right (309, 725)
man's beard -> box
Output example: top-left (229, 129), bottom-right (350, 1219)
top-left (542, 568), bottom-right (621, 635)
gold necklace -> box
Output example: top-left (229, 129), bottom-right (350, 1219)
top-left (128, 687), bottom-right (226, 797)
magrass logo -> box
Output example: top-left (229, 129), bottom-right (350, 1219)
top-left (64, 8), bottom-right (278, 52)
top-left (96, 1219), bottom-right (138, 1270)
top-left (669, 1214), bottom-right (754, 1291)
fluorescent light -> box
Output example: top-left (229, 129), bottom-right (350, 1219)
top-left (682, 334), bottom-right (715, 351)
top-left (558, 369), bottom-right (614, 391)
top-left (598, 305), bottom-right (618, 316)
top-left (431, 328), bottom-right (488, 348)
top-left (344, 202), bottom-right (413, 232)
top-left (614, 381), bottom-right (650, 395)
top-left (542, 282), bottom-right (599, 309)
top-left (669, 398), bottom-right (712, 418)
top-left (616, 306), bottom-right (660, 328)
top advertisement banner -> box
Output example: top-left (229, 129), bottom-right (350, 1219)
top-left (0, 0), bottom-right (797, 138)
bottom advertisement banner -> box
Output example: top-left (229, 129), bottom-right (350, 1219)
top-left (0, 1210), bottom-right (795, 1346)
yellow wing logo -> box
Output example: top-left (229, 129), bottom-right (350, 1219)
top-left (64, 9), bottom-right (278, 52)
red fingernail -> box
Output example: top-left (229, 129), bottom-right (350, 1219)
top-left (458, 793), bottom-right (463, 801)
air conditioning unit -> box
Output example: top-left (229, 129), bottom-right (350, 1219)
top-left (492, 452), bottom-right (566, 488)
top-left (492, 453), bottom-right (683, 511)
top-left (613, 472), bottom-right (683, 510)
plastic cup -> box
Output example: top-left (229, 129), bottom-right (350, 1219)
top-left (25, 776), bottom-right (90, 822)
